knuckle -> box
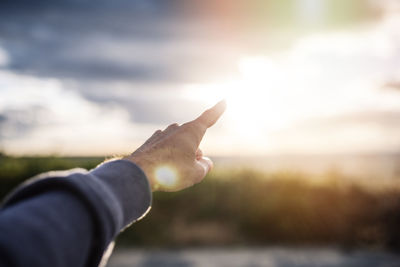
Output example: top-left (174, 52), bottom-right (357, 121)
top-left (166, 123), bottom-right (179, 130)
top-left (170, 123), bottom-right (178, 128)
top-left (180, 123), bottom-right (194, 134)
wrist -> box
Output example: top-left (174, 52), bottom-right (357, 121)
top-left (122, 155), bottom-right (157, 192)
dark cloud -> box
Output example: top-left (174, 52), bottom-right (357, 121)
top-left (79, 85), bottom-right (204, 124)
top-left (0, 0), bottom-right (240, 84)
top-left (9, 58), bottom-right (168, 82)
top-left (0, 0), bottom-right (174, 13)
top-left (0, 0), bottom-right (241, 127)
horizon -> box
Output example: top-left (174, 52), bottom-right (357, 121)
top-left (3, 152), bottom-right (399, 180)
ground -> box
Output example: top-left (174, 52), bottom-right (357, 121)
top-left (107, 247), bottom-right (400, 267)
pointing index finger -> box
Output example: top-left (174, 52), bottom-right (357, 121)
top-left (194, 100), bottom-right (227, 128)
top-left (184, 100), bottom-right (226, 147)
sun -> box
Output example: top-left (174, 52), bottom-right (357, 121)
top-left (183, 56), bottom-right (296, 139)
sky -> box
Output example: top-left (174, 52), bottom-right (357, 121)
top-left (0, 0), bottom-right (400, 156)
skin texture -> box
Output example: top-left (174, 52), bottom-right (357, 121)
top-left (123, 100), bottom-right (226, 192)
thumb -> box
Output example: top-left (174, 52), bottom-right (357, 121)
top-left (194, 156), bottom-right (213, 182)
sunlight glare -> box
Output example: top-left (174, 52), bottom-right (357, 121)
top-left (154, 165), bottom-right (178, 188)
top-left (183, 56), bottom-right (297, 139)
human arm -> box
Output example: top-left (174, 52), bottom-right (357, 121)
top-left (0, 100), bottom-right (226, 266)
top-left (0, 160), bottom-right (151, 267)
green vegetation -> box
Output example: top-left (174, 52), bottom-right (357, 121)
top-left (0, 155), bottom-right (102, 198)
top-left (1, 155), bottom-right (400, 250)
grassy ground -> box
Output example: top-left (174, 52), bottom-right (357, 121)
top-left (1, 155), bottom-right (400, 250)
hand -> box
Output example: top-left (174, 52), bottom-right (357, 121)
top-left (123, 100), bottom-right (226, 192)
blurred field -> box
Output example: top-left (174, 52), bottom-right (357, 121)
top-left (1, 154), bottom-right (400, 251)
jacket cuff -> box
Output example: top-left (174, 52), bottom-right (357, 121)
top-left (89, 159), bottom-right (152, 229)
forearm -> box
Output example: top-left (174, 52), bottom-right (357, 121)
top-left (0, 190), bottom-right (93, 266)
top-left (0, 160), bottom-right (152, 267)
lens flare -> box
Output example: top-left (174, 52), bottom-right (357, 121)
top-left (154, 165), bottom-right (178, 188)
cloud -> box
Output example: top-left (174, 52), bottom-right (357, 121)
top-left (0, 68), bottom-right (159, 155)
top-left (0, 0), bottom-right (240, 130)
top-left (1, 1), bottom-right (400, 155)
top-left (0, 46), bottom-right (8, 67)
top-left (267, 111), bottom-right (400, 154)
top-left (0, 0), bottom-right (239, 84)
top-left (0, 106), bottom-right (48, 140)
top-left (191, 12), bottom-right (400, 155)
top-left (270, 16), bottom-right (400, 153)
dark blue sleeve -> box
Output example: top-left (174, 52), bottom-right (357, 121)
top-left (0, 191), bottom-right (93, 266)
top-left (0, 159), bottom-right (152, 267)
